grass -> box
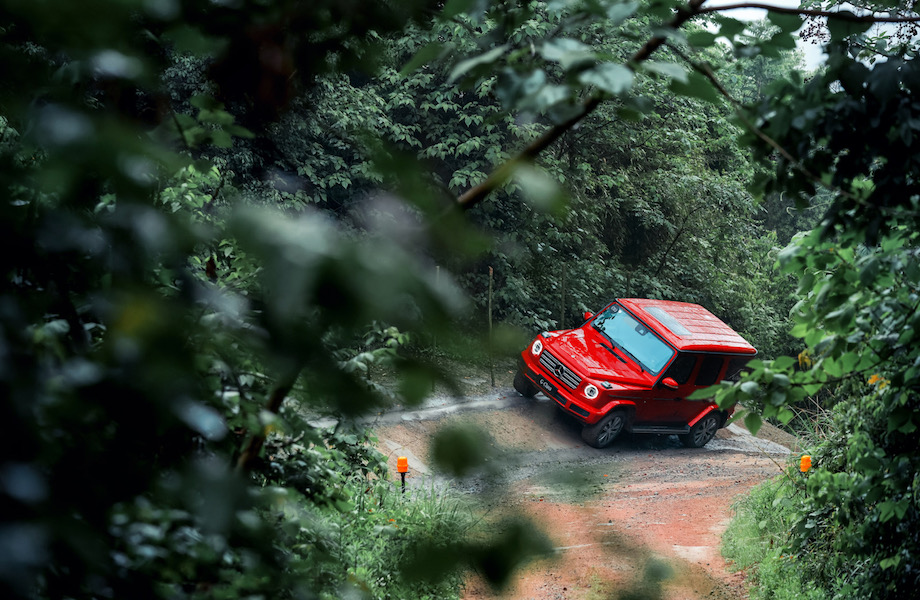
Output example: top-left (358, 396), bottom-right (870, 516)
top-left (326, 477), bottom-right (476, 600)
top-left (721, 478), bottom-right (829, 600)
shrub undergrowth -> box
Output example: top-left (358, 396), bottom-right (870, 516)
top-left (723, 477), bottom-right (830, 600)
top-left (260, 429), bottom-right (474, 600)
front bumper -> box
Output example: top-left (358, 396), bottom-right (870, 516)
top-left (519, 356), bottom-right (602, 424)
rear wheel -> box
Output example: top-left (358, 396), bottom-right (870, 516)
top-left (513, 370), bottom-right (538, 398)
top-left (581, 410), bottom-right (626, 449)
top-left (679, 413), bottom-right (720, 448)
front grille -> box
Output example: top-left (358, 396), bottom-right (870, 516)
top-left (539, 350), bottom-right (581, 389)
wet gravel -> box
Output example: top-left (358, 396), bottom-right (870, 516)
top-left (370, 387), bottom-right (794, 600)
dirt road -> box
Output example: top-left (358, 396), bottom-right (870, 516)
top-left (368, 385), bottom-right (794, 600)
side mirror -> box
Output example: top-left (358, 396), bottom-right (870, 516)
top-left (661, 377), bottom-right (679, 390)
top-left (583, 311), bottom-right (593, 321)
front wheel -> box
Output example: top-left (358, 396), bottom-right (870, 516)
top-left (581, 410), bottom-right (626, 449)
top-left (680, 413), bottom-right (720, 448)
top-left (513, 370), bottom-right (538, 398)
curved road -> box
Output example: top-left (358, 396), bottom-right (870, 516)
top-left (364, 388), bottom-right (792, 600)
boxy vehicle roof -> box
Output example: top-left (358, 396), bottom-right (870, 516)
top-left (617, 298), bottom-right (757, 355)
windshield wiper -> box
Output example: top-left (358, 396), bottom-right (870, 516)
top-left (602, 343), bottom-right (648, 372)
top-left (600, 342), bottom-right (626, 364)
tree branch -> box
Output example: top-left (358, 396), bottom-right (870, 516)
top-left (454, 0), bottom-right (709, 211)
top-left (851, 39), bottom-right (899, 60)
top-left (664, 42), bottom-right (860, 204)
top-left (696, 4), bottom-right (920, 23)
top-left (235, 366), bottom-right (302, 473)
top-left (449, 0), bottom-right (920, 212)
top-left (653, 204), bottom-right (705, 278)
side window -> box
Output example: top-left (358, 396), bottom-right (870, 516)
top-left (695, 355), bottom-right (724, 386)
top-left (725, 358), bottom-right (751, 382)
top-left (663, 353), bottom-right (697, 384)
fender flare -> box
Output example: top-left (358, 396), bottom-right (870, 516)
top-left (599, 399), bottom-right (637, 416)
top-left (687, 405), bottom-right (724, 428)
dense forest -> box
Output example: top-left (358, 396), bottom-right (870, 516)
top-left (2, 1), bottom-right (919, 599)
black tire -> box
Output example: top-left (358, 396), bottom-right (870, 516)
top-left (680, 413), bottom-right (720, 448)
top-left (513, 370), bottom-right (538, 398)
top-left (581, 410), bottom-right (626, 448)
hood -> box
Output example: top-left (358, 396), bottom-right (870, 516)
top-left (546, 327), bottom-right (654, 387)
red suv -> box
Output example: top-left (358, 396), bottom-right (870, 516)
top-left (514, 299), bottom-right (757, 448)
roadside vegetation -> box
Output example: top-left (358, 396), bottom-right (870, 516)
top-left (3, 1), bottom-right (920, 599)
top-left (723, 477), bottom-right (828, 600)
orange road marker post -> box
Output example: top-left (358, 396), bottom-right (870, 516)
top-left (800, 455), bottom-right (812, 473)
top-left (397, 456), bottom-right (408, 494)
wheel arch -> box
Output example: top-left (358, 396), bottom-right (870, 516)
top-left (687, 405), bottom-right (725, 428)
top-left (597, 399), bottom-right (637, 425)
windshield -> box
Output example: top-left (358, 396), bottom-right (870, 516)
top-left (592, 304), bottom-right (675, 374)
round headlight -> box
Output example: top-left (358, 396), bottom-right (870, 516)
top-left (531, 339), bottom-right (543, 356)
top-left (584, 384), bottom-right (599, 399)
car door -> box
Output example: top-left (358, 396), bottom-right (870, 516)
top-left (670, 354), bottom-right (725, 423)
top-left (634, 352), bottom-right (697, 424)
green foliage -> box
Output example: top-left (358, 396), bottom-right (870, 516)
top-left (8, 0), bottom-right (916, 598)
top-left (258, 430), bottom-right (473, 600)
top-left (402, 6), bottom-right (803, 358)
top-left (404, 515), bottom-right (553, 592)
top-left (715, 222), bottom-right (920, 597)
top-left (712, 15), bottom-right (920, 596)
top-left (723, 477), bottom-right (831, 600)
top-left (0, 1), bottom-right (539, 599)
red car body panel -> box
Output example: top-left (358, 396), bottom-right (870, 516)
top-left (617, 298), bottom-right (757, 354)
top-left (518, 299), bottom-right (757, 437)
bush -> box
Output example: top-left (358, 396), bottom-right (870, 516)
top-left (723, 477), bottom-right (831, 600)
top-left (259, 429), bottom-right (473, 600)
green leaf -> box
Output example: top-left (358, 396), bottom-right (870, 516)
top-left (772, 356), bottom-right (796, 371)
top-left (513, 163), bottom-right (568, 214)
top-left (789, 322), bottom-right (809, 338)
top-left (190, 94), bottom-right (222, 111)
top-left (688, 385), bottom-right (719, 400)
top-left (714, 16), bottom-right (746, 39)
top-left (878, 500), bottom-right (909, 522)
top-left (644, 61), bottom-right (688, 84)
top-left (226, 124), bottom-right (255, 139)
top-left (670, 71), bottom-right (721, 104)
top-left (839, 352), bottom-right (859, 373)
top-left (745, 412), bottom-right (762, 435)
top-left (823, 357), bottom-right (842, 378)
top-left (857, 455), bottom-right (883, 471)
top-left (803, 383), bottom-right (824, 395)
top-left (211, 129), bottom-right (233, 148)
top-left (826, 12), bottom-right (874, 41)
top-left (449, 45), bottom-right (508, 83)
top-left (440, 0), bottom-right (477, 20)
top-left (578, 63), bottom-right (634, 95)
top-left (607, 1), bottom-right (639, 24)
top-left (540, 38), bottom-right (596, 70)
top-left (880, 555), bottom-right (902, 570)
top-left (888, 406), bottom-right (915, 433)
top-left (804, 328), bottom-right (825, 348)
top-left (400, 42), bottom-right (444, 76)
top-left (770, 31), bottom-right (798, 50)
top-left (768, 389), bottom-right (787, 406)
top-left (777, 408), bottom-right (795, 424)
top-left (687, 31), bottom-right (717, 47)
top-left (174, 113), bottom-right (196, 130)
top-left (767, 11), bottom-right (804, 33)
top-left (430, 424), bottom-right (493, 477)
